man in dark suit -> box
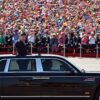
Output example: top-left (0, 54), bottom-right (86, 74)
top-left (15, 33), bottom-right (29, 71)
top-left (15, 33), bottom-right (28, 56)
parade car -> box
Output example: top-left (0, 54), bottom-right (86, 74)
top-left (0, 54), bottom-right (100, 100)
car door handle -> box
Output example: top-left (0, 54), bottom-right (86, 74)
top-left (32, 76), bottom-right (50, 80)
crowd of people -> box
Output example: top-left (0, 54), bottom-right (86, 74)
top-left (0, 0), bottom-right (100, 53)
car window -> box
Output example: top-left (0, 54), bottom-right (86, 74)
top-left (41, 59), bottom-right (73, 72)
top-left (8, 59), bottom-right (36, 71)
top-left (0, 60), bottom-right (6, 72)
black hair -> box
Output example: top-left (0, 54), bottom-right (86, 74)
top-left (21, 33), bottom-right (26, 36)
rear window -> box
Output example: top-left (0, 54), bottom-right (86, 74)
top-left (0, 60), bottom-right (6, 72)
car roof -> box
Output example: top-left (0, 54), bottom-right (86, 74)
top-left (0, 54), bottom-right (67, 59)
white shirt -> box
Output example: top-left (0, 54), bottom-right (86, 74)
top-left (28, 35), bottom-right (35, 43)
top-left (89, 36), bottom-right (96, 45)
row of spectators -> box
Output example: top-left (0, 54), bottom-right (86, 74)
top-left (0, 30), bottom-right (100, 53)
top-left (0, 0), bottom-right (100, 53)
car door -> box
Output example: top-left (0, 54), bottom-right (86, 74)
top-left (0, 59), bottom-right (7, 98)
top-left (1, 56), bottom-right (91, 99)
top-left (2, 57), bottom-right (42, 98)
top-left (36, 57), bottom-right (87, 99)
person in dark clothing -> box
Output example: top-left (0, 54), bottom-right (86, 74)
top-left (5, 34), bottom-right (13, 46)
top-left (42, 59), bottom-right (52, 71)
top-left (15, 33), bottom-right (29, 71)
top-left (96, 34), bottom-right (100, 53)
top-left (16, 59), bottom-right (29, 71)
top-left (15, 33), bottom-right (28, 56)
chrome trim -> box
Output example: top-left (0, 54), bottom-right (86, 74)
top-left (1, 95), bottom-right (90, 98)
top-left (0, 71), bottom-right (37, 73)
top-left (4, 59), bottom-right (10, 73)
top-left (1, 75), bottom-right (100, 78)
top-left (32, 76), bottom-right (50, 80)
top-left (36, 58), bottom-right (43, 72)
top-left (0, 59), bottom-right (8, 62)
top-left (0, 71), bottom-right (73, 74)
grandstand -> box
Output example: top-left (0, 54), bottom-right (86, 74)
top-left (0, 0), bottom-right (100, 57)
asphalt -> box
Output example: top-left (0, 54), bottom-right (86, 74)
top-left (67, 57), bottom-right (100, 72)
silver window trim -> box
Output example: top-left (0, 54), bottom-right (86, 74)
top-left (36, 58), bottom-right (43, 72)
top-left (4, 59), bottom-right (10, 73)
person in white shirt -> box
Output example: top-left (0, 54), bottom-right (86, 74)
top-left (89, 32), bottom-right (96, 52)
top-left (89, 33), bottom-right (96, 45)
top-left (28, 30), bottom-right (35, 45)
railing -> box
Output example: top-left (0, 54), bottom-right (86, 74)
top-left (0, 44), bottom-right (100, 58)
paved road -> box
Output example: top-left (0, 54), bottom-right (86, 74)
top-left (67, 57), bottom-right (100, 72)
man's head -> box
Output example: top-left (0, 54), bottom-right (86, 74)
top-left (19, 33), bottom-right (27, 42)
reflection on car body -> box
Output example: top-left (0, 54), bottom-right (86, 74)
top-left (0, 54), bottom-right (100, 100)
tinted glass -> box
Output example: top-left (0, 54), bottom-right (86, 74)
top-left (41, 59), bottom-right (72, 72)
top-left (9, 59), bottom-right (36, 71)
top-left (0, 60), bottom-right (6, 72)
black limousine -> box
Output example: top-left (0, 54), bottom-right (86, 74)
top-left (0, 54), bottom-right (100, 100)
